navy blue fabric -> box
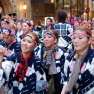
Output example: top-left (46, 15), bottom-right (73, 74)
top-left (62, 48), bottom-right (94, 94)
top-left (1, 52), bottom-right (47, 94)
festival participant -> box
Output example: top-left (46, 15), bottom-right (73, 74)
top-left (66, 17), bottom-right (83, 53)
top-left (0, 18), bottom-right (10, 28)
top-left (44, 18), bottom-right (54, 30)
top-left (16, 19), bottom-right (23, 42)
top-left (52, 19), bottom-right (56, 25)
top-left (37, 29), bottom-right (67, 94)
top-left (19, 21), bottom-right (31, 40)
top-left (54, 10), bottom-right (73, 48)
top-left (34, 19), bottom-right (44, 46)
top-left (74, 17), bottom-right (83, 30)
top-left (34, 19), bottom-right (44, 39)
top-left (9, 20), bottom-right (16, 30)
top-left (30, 20), bottom-right (35, 32)
top-left (61, 26), bottom-right (94, 94)
top-left (0, 26), bottom-right (21, 60)
top-left (0, 32), bottom-right (47, 94)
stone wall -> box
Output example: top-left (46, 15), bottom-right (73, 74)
top-left (0, 0), bottom-right (32, 20)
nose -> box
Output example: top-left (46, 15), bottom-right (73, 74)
top-left (23, 41), bottom-right (27, 45)
top-left (44, 37), bottom-right (49, 41)
top-left (74, 38), bottom-right (79, 43)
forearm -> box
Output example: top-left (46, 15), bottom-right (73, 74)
top-left (61, 84), bottom-right (67, 94)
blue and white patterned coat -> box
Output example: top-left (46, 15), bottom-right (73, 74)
top-left (0, 52), bottom-right (47, 94)
top-left (37, 47), bottom-right (67, 94)
top-left (54, 22), bottom-right (73, 47)
top-left (62, 48), bottom-right (94, 94)
top-left (0, 40), bottom-right (21, 61)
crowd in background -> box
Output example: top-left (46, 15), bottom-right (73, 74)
top-left (0, 6), bottom-right (94, 94)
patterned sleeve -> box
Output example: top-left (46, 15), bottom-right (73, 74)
top-left (13, 58), bottom-right (47, 94)
top-left (0, 54), bottom-right (15, 87)
top-left (61, 58), bottom-right (70, 85)
top-left (35, 60), bottom-right (47, 94)
top-left (68, 24), bottom-right (73, 35)
top-left (60, 53), bottom-right (65, 74)
top-left (0, 68), bottom-right (6, 86)
top-left (78, 58), bottom-right (94, 93)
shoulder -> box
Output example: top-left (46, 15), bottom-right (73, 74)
top-left (7, 52), bottom-right (20, 61)
top-left (33, 55), bottom-right (42, 66)
top-left (0, 40), bottom-right (8, 47)
top-left (66, 50), bottom-right (76, 61)
top-left (14, 42), bottom-right (21, 51)
top-left (65, 22), bottom-right (71, 24)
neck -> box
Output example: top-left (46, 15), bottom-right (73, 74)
top-left (46, 45), bottom-right (55, 50)
top-left (22, 52), bottom-right (32, 59)
top-left (77, 46), bottom-right (89, 57)
top-left (24, 30), bottom-right (30, 34)
top-left (18, 29), bottom-right (22, 33)
top-left (91, 44), bottom-right (94, 49)
top-left (47, 25), bottom-right (51, 29)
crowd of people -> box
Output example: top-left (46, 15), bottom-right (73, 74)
top-left (0, 6), bottom-right (94, 94)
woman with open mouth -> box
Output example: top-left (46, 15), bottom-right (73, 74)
top-left (0, 32), bottom-right (46, 94)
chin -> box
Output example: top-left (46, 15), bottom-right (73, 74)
top-left (22, 50), bottom-right (28, 53)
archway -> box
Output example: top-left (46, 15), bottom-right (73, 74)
top-left (0, 0), bottom-right (17, 16)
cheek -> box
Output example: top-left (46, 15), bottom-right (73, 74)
top-left (81, 39), bottom-right (88, 44)
top-left (28, 44), bottom-right (34, 48)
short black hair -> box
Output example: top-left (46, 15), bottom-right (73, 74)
top-left (8, 13), bottom-right (13, 17)
top-left (47, 18), bottom-right (52, 22)
top-left (13, 13), bottom-right (17, 17)
top-left (58, 10), bottom-right (67, 22)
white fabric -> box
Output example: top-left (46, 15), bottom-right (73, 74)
top-left (58, 37), bottom-right (68, 47)
top-left (85, 87), bottom-right (94, 94)
top-left (16, 30), bottom-right (23, 42)
top-left (2, 61), bottom-right (14, 81)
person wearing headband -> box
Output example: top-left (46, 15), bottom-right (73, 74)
top-left (9, 20), bottom-right (16, 30)
top-left (37, 29), bottom-right (67, 94)
top-left (19, 21), bottom-right (31, 41)
top-left (74, 17), bottom-right (83, 30)
top-left (0, 26), bottom-right (21, 60)
top-left (30, 20), bottom-right (35, 32)
top-left (16, 19), bottom-right (23, 42)
top-left (0, 32), bottom-right (46, 94)
top-left (0, 18), bottom-right (10, 28)
top-left (61, 26), bottom-right (94, 94)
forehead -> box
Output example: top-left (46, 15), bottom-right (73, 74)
top-left (22, 23), bottom-right (28, 26)
top-left (75, 30), bottom-right (85, 33)
top-left (17, 22), bottom-right (21, 25)
top-left (46, 19), bottom-right (51, 22)
top-left (1, 21), bottom-right (7, 24)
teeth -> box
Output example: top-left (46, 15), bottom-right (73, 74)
top-left (22, 47), bottom-right (27, 49)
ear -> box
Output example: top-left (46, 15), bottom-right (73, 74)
top-left (88, 37), bottom-right (91, 44)
top-left (54, 38), bottom-right (57, 44)
top-left (34, 44), bottom-right (37, 49)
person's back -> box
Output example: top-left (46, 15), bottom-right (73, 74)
top-left (54, 10), bottom-right (73, 48)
